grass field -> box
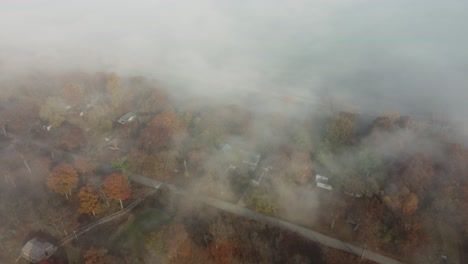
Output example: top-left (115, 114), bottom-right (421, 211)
top-left (109, 207), bottom-right (172, 257)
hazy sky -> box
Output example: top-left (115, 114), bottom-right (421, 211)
top-left (1, 0), bottom-right (468, 121)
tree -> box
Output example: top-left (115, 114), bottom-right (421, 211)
top-left (323, 112), bottom-right (357, 152)
top-left (0, 99), bottom-right (39, 133)
top-left (146, 231), bottom-right (165, 257)
top-left (284, 151), bottom-right (313, 184)
top-left (397, 115), bottom-right (412, 129)
top-left (355, 197), bottom-right (385, 247)
top-left (56, 124), bottom-right (86, 151)
top-left (401, 154), bottom-right (435, 197)
top-left (106, 73), bottom-right (123, 106)
top-left (370, 116), bottom-right (394, 132)
top-left (401, 192), bottom-right (419, 215)
top-left (74, 158), bottom-right (97, 183)
top-left (39, 97), bottom-right (68, 128)
top-left (78, 185), bottom-right (101, 216)
top-left (324, 248), bottom-right (371, 264)
top-left (138, 111), bottom-right (186, 152)
top-left (46, 163), bottom-right (79, 199)
top-left (112, 157), bottom-right (129, 175)
top-left (340, 175), bottom-right (367, 196)
top-left (136, 87), bottom-right (169, 114)
top-left (245, 189), bottom-right (278, 215)
top-left (85, 104), bottom-right (113, 133)
top-left (84, 247), bottom-right (107, 264)
top-left (38, 258), bottom-right (63, 264)
top-left (60, 83), bottom-right (83, 106)
top-left (103, 173), bottom-right (131, 209)
top-left (291, 128), bottom-right (313, 151)
top-left (356, 149), bottom-right (382, 176)
top-left (383, 187), bottom-right (418, 215)
top-left (126, 148), bottom-right (149, 173)
top-left (208, 240), bottom-right (237, 264)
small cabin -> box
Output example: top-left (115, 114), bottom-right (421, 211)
top-left (117, 112), bottom-right (137, 124)
top-left (20, 237), bottom-right (57, 263)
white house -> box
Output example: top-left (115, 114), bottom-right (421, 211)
top-left (317, 182), bottom-right (333, 190)
top-left (315, 174), bottom-right (333, 190)
top-left (315, 175), bottom-right (329, 182)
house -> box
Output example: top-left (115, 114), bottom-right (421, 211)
top-left (221, 144), bottom-right (262, 172)
top-left (104, 134), bottom-right (121, 150)
top-left (242, 152), bottom-right (262, 171)
top-left (42, 124), bottom-right (53, 131)
top-left (315, 174), bottom-right (333, 190)
top-left (315, 175), bottom-right (329, 182)
top-left (20, 237), bottom-right (57, 263)
top-left (117, 112), bottom-right (137, 124)
top-left (79, 97), bottom-right (101, 117)
top-left (317, 182), bottom-right (333, 190)
top-left (251, 166), bottom-right (271, 185)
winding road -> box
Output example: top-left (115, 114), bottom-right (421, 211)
top-left (5, 130), bottom-right (404, 264)
top-left (129, 174), bottom-right (404, 264)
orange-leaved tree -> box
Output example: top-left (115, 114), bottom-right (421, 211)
top-left (84, 247), bottom-right (107, 264)
top-left (78, 185), bottom-right (101, 216)
top-left (74, 158), bottom-right (97, 175)
top-left (137, 111), bottom-right (186, 153)
top-left (60, 83), bottom-right (83, 106)
top-left (46, 163), bottom-right (79, 199)
top-left (38, 258), bottom-right (63, 264)
top-left (103, 173), bottom-right (131, 209)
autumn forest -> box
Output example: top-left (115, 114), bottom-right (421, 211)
top-left (0, 72), bottom-right (467, 264)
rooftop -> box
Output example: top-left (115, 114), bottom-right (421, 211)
top-left (117, 112), bottom-right (137, 124)
top-left (21, 237), bottom-right (57, 263)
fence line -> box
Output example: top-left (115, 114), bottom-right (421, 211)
top-left (57, 189), bottom-right (156, 246)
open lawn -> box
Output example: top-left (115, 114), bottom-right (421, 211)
top-left (109, 207), bottom-right (172, 257)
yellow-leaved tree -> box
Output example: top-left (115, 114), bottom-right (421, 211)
top-left (78, 185), bottom-right (101, 216)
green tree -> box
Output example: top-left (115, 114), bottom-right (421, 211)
top-left (292, 128), bottom-right (313, 151)
top-left (245, 190), bottom-right (278, 215)
top-left (39, 97), bottom-right (68, 128)
top-left (323, 112), bottom-right (357, 152)
top-left (356, 149), bottom-right (382, 176)
top-left (112, 157), bottom-right (129, 175)
top-left (146, 231), bottom-right (165, 256)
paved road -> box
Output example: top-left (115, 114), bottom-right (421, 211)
top-left (129, 174), bottom-right (404, 264)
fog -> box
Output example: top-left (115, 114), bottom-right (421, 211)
top-left (2, 1), bottom-right (468, 262)
top-left (1, 0), bottom-right (468, 122)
